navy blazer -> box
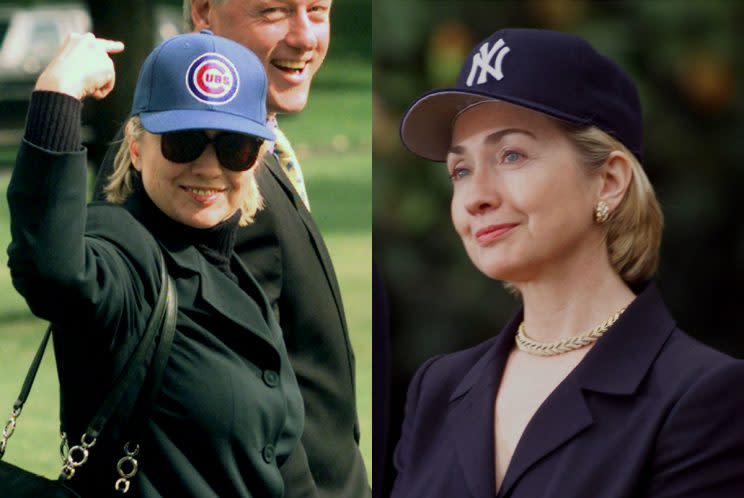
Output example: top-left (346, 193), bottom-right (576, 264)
top-left (391, 283), bottom-right (744, 497)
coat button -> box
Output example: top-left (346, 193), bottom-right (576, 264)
top-left (262, 444), bottom-right (275, 463)
top-left (263, 370), bottom-right (279, 387)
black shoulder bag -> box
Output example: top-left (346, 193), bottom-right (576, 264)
top-left (0, 250), bottom-right (177, 497)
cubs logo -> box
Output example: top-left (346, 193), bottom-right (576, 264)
top-left (186, 53), bottom-right (239, 105)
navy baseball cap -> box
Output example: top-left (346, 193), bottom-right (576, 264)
top-left (131, 29), bottom-right (274, 141)
top-left (400, 28), bottom-right (643, 162)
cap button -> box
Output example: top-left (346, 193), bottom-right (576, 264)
top-left (200, 29), bottom-right (214, 35)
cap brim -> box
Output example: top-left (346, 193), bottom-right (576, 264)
top-left (400, 88), bottom-right (590, 162)
top-left (139, 109), bottom-right (275, 141)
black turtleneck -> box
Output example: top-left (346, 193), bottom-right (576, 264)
top-left (122, 175), bottom-right (241, 283)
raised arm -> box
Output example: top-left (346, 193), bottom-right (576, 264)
top-left (6, 33), bottom-right (158, 333)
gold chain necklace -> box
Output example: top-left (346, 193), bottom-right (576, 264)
top-left (515, 307), bottom-right (627, 357)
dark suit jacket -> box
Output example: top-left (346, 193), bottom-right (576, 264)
top-left (9, 141), bottom-right (307, 497)
top-left (239, 153), bottom-right (370, 497)
top-left (93, 138), bottom-right (369, 498)
top-left (391, 283), bottom-right (744, 498)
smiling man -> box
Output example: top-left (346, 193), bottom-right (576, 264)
top-left (93, 1), bottom-right (370, 496)
top-left (190, 0), bottom-right (330, 114)
top-left (188, 2), bottom-right (370, 497)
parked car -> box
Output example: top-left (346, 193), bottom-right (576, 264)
top-left (0, 3), bottom-right (180, 139)
top-left (0, 5), bottom-right (90, 103)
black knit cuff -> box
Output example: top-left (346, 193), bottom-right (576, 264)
top-left (24, 91), bottom-right (82, 152)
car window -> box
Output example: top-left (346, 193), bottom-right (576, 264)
top-left (0, 20), bottom-right (10, 46)
top-left (30, 20), bottom-right (59, 60)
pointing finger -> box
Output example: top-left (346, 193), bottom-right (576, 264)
top-left (95, 38), bottom-right (125, 54)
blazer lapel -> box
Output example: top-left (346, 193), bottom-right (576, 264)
top-left (446, 313), bottom-right (520, 498)
top-left (196, 256), bottom-right (280, 345)
top-left (160, 241), bottom-right (279, 346)
top-left (498, 282), bottom-right (676, 497)
top-left (497, 378), bottom-right (594, 497)
top-left (574, 282), bottom-right (677, 395)
top-left (263, 151), bottom-right (303, 211)
top-left (262, 153), bottom-right (349, 331)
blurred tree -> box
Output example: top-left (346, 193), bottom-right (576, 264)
top-left (84, 0), bottom-right (154, 170)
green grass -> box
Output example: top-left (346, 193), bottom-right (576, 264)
top-left (285, 57), bottom-right (372, 481)
top-left (0, 56), bottom-right (372, 483)
top-left (0, 317), bottom-right (61, 474)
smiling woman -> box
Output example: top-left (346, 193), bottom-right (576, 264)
top-left (105, 117), bottom-right (268, 227)
top-left (447, 105), bottom-right (603, 284)
top-left (389, 28), bottom-right (744, 498)
top-left (6, 29), bottom-right (314, 498)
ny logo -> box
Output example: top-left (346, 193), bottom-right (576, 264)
top-left (466, 39), bottom-right (511, 87)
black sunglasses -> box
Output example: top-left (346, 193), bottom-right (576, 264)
top-left (160, 130), bottom-right (263, 171)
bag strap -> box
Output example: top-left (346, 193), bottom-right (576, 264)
top-left (0, 325), bottom-right (53, 458)
top-left (112, 262), bottom-right (178, 492)
top-left (59, 248), bottom-right (176, 482)
top-left (12, 326), bottom-right (53, 413)
top-left (0, 248), bottom-right (174, 469)
top-left (125, 274), bottom-right (177, 444)
top-left (79, 249), bottom-right (173, 440)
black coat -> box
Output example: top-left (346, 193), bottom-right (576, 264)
top-left (234, 152), bottom-right (369, 497)
top-left (94, 134), bottom-right (370, 497)
top-left (9, 140), bottom-right (308, 497)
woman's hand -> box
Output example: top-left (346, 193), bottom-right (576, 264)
top-left (34, 32), bottom-right (125, 101)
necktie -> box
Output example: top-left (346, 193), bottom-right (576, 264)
top-left (272, 126), bottom-right (311, 211)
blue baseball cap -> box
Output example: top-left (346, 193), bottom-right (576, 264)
top-left (400, 28), bottom-right (643, 162)
top-left (131, 29), bottom-right (275, 142)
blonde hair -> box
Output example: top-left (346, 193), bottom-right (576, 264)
top-left (104, 116), bottom-right (265, 226)
top-left (560, 123), bottom-right (663, 286)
